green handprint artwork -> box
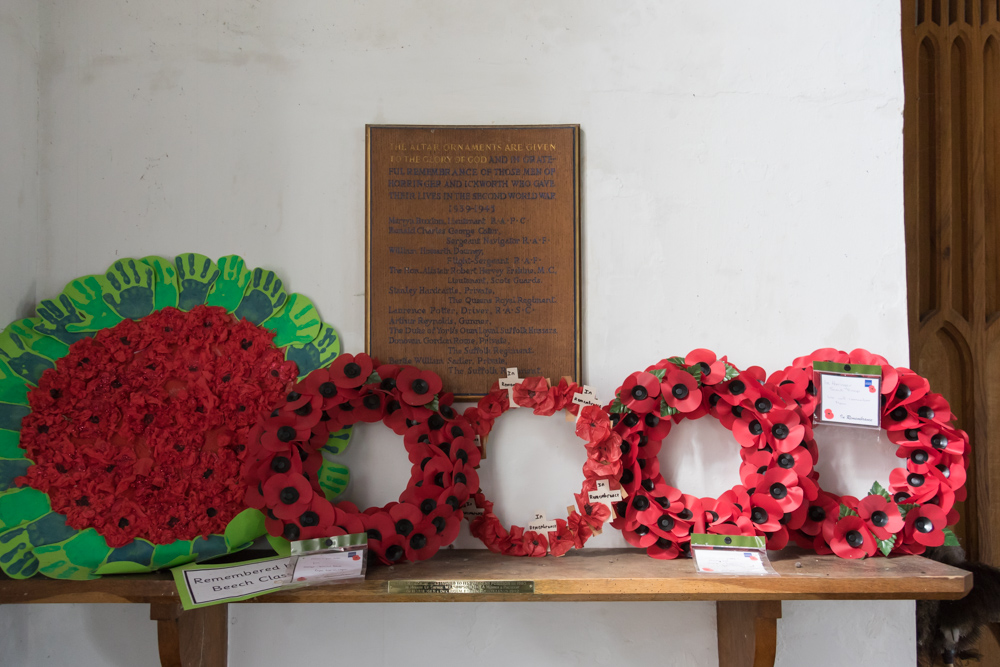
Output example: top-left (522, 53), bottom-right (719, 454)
top-left (234, 268), bottom-right (287, 325)
top-left (140, 256), bottom-right (180, 310)
top-left (0, 512), bottom-right (77, 578)
top-left (35, 294), bottom-right (93, 345)
top-left (317, 460), bottom-right (350, 501)
top-left (61, 276), bottom-right (124, 332)
top-left (286, 323), bottom-right (342, 377)
top-left (98, 259), bottom-right (155, 320)
top-left (205, 255), bottom-right (252, 312)
top-left (0, 360), bottom-right (30, 405)
top-left (269, 293), bottom-right (322, 347)
top-left (175, 253), bottom-right (220, 311)
top-left (0, 319), bottom-right (69, 385)
top-left (35, 529), bottom-right (110, 580)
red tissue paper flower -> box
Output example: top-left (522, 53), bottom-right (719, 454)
top-left (18, 305), bottom-right (293, 547)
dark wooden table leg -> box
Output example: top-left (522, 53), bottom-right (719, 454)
top-left (150, 602), bottom-right (228, 667)
top-left (716, 600), bottom-right (782, 667)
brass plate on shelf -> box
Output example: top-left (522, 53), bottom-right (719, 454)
top-left (387, 579), bottom-right (535, 595)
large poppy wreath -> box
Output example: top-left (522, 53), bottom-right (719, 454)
top-left (0, 254), bottom-right (347, 579)
top-left (243, 354), bottom-right (480, 565)
top-left (602, 350), bottom-right (821, 559)
top-left (462, 376), bottom-right (610, 557)
top-left (770, 348), bottom-right (967, 559)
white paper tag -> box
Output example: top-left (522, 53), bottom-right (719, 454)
top-left (461, 497), bottom-right (485, 520)
top-left (572, 385), bottom-right (600, 407)
top-left (291, 550), bottom-right (365, 584)
top-left (819, 373), bottom-right (881, 427)
top-left (499, 367), bottom-right (522, 406)
top-left (692, 548), bottom-right (770, 575)
top-left (588, 479), bottom-right (624, 519)
top-left (526, 511), bottom-right (558, 534)
top-left (177, 556), bottom-right (291, 607)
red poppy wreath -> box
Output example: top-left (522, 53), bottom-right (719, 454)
top-left (462, 376), bottom-right (611, 557)
top-left (243, 354), bottom-right (481, 565)
top-left (768, 348), bottom-right (967, 559)
top-left (0, 254), bottom-right (346, 579)
top-left (602, 350), bottom-right (821, 559)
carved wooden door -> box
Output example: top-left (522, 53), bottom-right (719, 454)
top-left (902, 0), bottom-right (1000, 660)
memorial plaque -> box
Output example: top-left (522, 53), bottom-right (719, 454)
top-left (387, 580), bottom-right (535, 595)
top-left (366, 125), bottom-right (581, 399)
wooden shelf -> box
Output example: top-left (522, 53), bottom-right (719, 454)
top-left (0, 548), bottom-right (972, 667)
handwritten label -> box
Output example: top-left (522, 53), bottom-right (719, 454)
top-left (291, 550), bottom-right (365, 584)
top-left (819, 373), bottom-right (881, 427)
top-left (499, 367), bottom-right (522, 405)
top-left (461, 497), bottom-right (485, 520)
top-left (526, 511), bottom-right (558, 534)
top-left (588, 479), bottom-right (624, 519)
top-left (692, 548), bottom-right (770, 575)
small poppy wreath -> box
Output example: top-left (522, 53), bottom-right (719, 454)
top-left (243, 355), bottom-right (479, 565)
top-left (0, 254), bottom-right (347, 580)
top-left (463, 376), bottom-right (610, 557)
top-left (769, 348), bottom-right (968, 559)
top-left (604, 350), bottom-right (821, 559)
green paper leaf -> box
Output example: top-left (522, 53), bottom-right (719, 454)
top-left (223, 508), bottom-right (266, 549)
top-left (648, 368), bottom-right (666, 381)
top-left (876, 533), bottom-right (897, 557)
top-left (365, 371), bottom-right (382, 386)
top-left (660, 398), bottom-right (679, 418)
top-left (897, 503), bottom-right (918, 519)
top-left (269, 293), bottom-right (321, 347)
top-left (174, 253), bottom-right (220, 311)
top-left (839, 504), bottom-right (859, 519)
top-left (0, 403), bottom-right (30, 432)
top-left (266, 534), bottom-right (290, 557)
top-left (0, 361), bottom-right (30, 404)
top-left (321, 427), bottom-right (353, 457)
top-left (723, 363), bottom-right (740, 382)
top-left (869, 481), bottom-right (891, 501)
top-left (0, 319), bottom-right (67, 385)
top-left (942, 527), bottom-right (960, 546)
top-left (685, 364), bottom-right (703, 383)
top-left (140, 256), bottom-right (180, 310)
top-left (95, 258), bottom-right (156, 320)
top-left (60, 275), bottom-right (125, 333)
top-left (206, 255), bottom-right (252, 312)
top-left (34, 294), bottom-right (94, 346)
top-left (0, 511), bottom-right (77, 579)
top-left (149, 540), bottom-right (194, 570)
top-left (0, 487), bottom-right (50, 532)
top-left (318, 461), bottom-right (350, 501)
top-left (666, 356), bottom-right (686, 367)
top-left (609, 398), bottom-right (628, 414)
top-left (425, 396), bottom-right (440, 413)
top-left (0, 430), bottom-right (24, 459)
top-left (235, 268), bottom-right (287, 325)
top-left (286, 323), bottom-right (341, 378)
top-left (35, 528), bottom-right (110, 580)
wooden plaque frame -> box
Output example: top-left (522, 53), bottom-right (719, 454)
top-left (366, 124), bottom-right (581, 399)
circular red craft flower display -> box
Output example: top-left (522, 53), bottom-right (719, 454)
top-left (242, 357), bottom-right (477, 565)
top-left (600, 350), bottom-right (820, 559)
top-left (463, 376), bottom-right (610, 557)
top-left (17, 305), bottom-right (295, 547)
top-left (769, 348), bottom-right (969, 558)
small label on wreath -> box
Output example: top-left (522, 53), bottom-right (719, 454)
top-left (499, 368), bottom-right (522, 406)
top-left (461, 497), bottom-right (485, 520)
top-left (526, 511), bottom-right (559, 534)
top-left (588, 479), bottom-right (624, 519)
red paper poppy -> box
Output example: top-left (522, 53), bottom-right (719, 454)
top-left (620, 371), bottom-right (661, 413)
top-left (576, 405), bottom-right (612, 444)
top-left (905, 504), bottom-right (948, 547)
top-left (829, 515), bottom-right (877, 559)
top-left (684, 349), bottom-right (727, 385)
top-left (329, 353), bottom-right (374, 389)
top-left (857, 495), bottom-right (904, 540)
top-left (661, 367), bottom-right (702, 413)
top-left (262, 472), bottom-right (314, 522)
top-left (396, 367), bottom-right (443, 406)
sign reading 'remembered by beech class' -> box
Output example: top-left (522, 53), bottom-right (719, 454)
top-left (366, 125), bottom-right (582, 399)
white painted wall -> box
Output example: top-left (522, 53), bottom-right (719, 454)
top-left (0, 1), bottom-right (916, 665)
top-left (0, 0), bottom-right (39, 322)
